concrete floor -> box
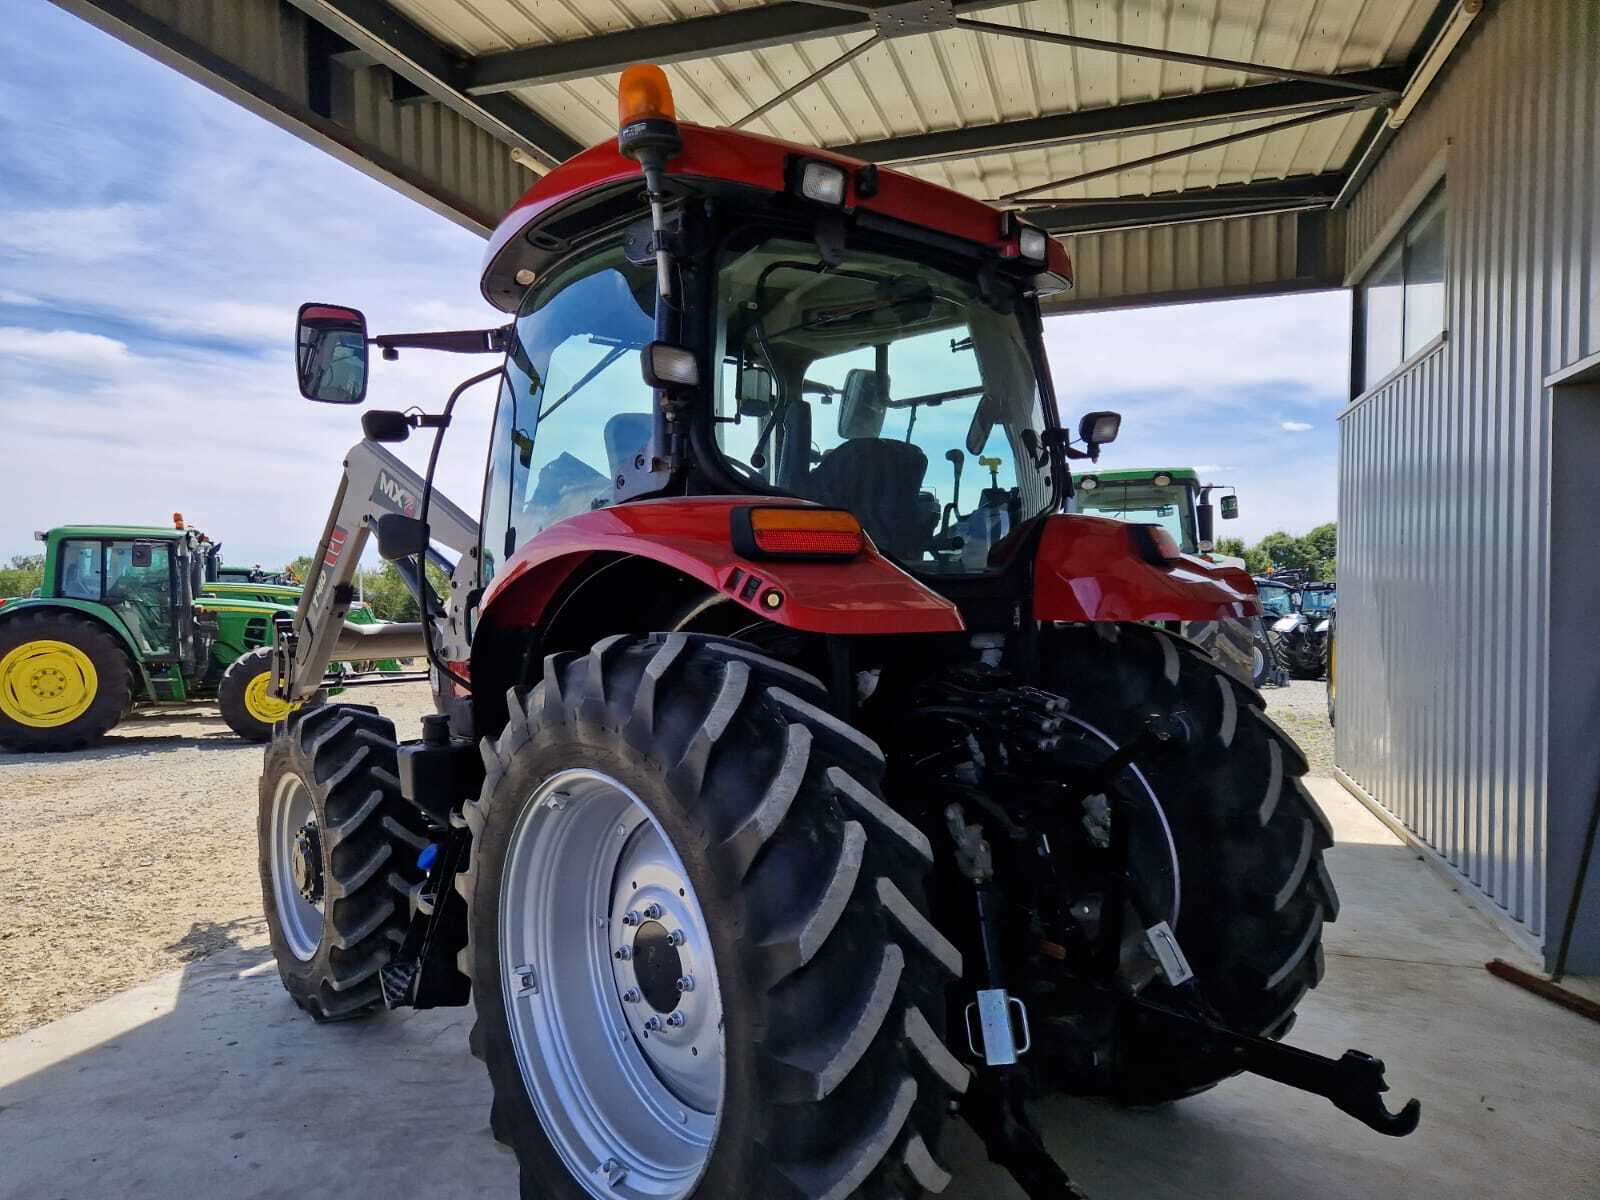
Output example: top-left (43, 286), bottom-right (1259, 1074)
top-left (2, 778), bottom-right (1596, 1200)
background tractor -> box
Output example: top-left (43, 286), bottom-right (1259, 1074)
top-left (0, 520), bottom-right (413, 751)
top-left (1072, 467), bottom-right (1279, 686)
top-left (1258, 572), bottom-right (1337, 680)
top-left (258, 65), bottom-right (1415, 1200)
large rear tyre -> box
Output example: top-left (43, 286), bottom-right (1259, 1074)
top-left (259, 705), bottom-right (430, 1020)
top-left (1045, 622), bottom-right (1339, 1102)
top-left (0, 611), bottom-right (132, 752)
top-left (458, 634), bottom-right (966, 1200)
top-left (219, 646), bottom-right (299, 742)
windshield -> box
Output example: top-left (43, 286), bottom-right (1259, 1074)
top-left (1302, 588), bottom-right (1336, 613)
top-left (1073, 480), bottom-right (1198, 553)
top-left (711, 237), bottom-right (1053, 572)
top-left (1257, 585), bottom-right (1294, 616)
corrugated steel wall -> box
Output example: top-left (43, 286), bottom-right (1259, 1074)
top-left (61, 0), bottom-right (528, 233)
top-left (1336, 0), bottom-right (1599, 940)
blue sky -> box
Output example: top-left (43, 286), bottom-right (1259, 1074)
top-left (1, 0), bottom-right (1344, 569)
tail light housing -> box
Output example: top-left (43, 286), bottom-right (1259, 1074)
top-left (732, 507), bottom-right (864, 559)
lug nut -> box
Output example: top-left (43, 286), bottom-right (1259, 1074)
top-left (675, 974), bottom-right (694, 993)
top-left (622, 910), bottom-right (642, 927)
top-left (666, 1011), bottom-right (687, 1028)
top-left (614, 945), bottom-right (632, 961)
top-left (643, 1016), bottom-right (663, 1031)
top-left (622, 988), bottom-right (641, 1003)
top-left (667, 929), bottom-right (686, 946)
top-left (643, 903), bottom-right (663, 920)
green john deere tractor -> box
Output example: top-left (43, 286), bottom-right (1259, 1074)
top-left (0, 523), bottom-right (394, 752)
top-left (1072, 467), bottom-right (1279, 687)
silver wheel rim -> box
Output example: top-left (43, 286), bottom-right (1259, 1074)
top-left (1251, 645), bottom-right (1265, 678)
top-left (270, 773), bottom-right (323, 961)
top-left (500, 769), bottom-right (725, 1200)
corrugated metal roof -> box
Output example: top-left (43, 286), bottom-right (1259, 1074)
top-left (383, 0), bottom-right (1439, 206)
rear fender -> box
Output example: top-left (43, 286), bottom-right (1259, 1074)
top-left (478, 498), bottom-right (965, 636)
top-left (1033, 514), bottom-right (1260, 622)
top-left (0, 598), bottom-right (158, 697)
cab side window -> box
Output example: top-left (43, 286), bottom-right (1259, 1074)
top-left (58, 540), bottom-right (102, 599)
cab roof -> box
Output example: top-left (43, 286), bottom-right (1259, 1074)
top-left (482, 122), bottom-right (1072, 312)
top-left (45, 525), bottom-right (187, 541)
top-left (1073, 468), bottom-right (1201, 485)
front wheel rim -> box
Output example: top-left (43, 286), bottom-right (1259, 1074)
top-left (270, 773), bottom-right (324, 960)
top-left (244, 669), bottom-right (297, 724)
top-left (499, 769), bottom-right (725, 1200)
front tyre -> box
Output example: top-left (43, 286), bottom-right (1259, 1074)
top-left (258, 705), bottom-right (429, 1020)
top-left (458, 634), bottom-right (966, 1200)
top-left (220, 645), bottom-right (299, 742)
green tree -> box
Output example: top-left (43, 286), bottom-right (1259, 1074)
top-left (1301, 522), bottom-right (1337, 580)
top-left (285, 555), bottom-right (314, 584)
top-left (0, 553), bottom-right (45, 598)
top-left (356, 561), bottom-right (452, 622)
top-left (1255, 530), bottom-right (1314, 574)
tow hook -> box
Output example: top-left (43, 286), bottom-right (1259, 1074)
top-left (1130, 998), bottom-right (1422, 1136)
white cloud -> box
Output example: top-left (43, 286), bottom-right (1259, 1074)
top-left (1281, 421), bottom-right (1315, 432)
top-left (0, 325), bottom-right (131, 369)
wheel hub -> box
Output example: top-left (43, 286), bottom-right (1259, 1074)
top-left (292, 822), bottom-right (323, 904)
top-left (630, 920), bottom-right (685, 1013)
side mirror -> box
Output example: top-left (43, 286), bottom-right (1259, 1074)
top-left (297, 302), bottom-right (369, 404)
top-left (1196, 501), bottom-right (1215, 549)
top-left (1220, 494), bottom-right (1239, 520)
top-left (839, 369), bottom-right (887, 439)
top-left (737, 365), bottom-right (775, 416)
top-left (374, 513), bottom-right (429, 562)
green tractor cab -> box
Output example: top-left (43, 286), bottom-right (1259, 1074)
top-left (0, 523), bottom-right (402, 752)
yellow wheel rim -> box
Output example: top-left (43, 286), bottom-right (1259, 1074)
top-left (0, 640), bottom-right (98, 728)
top-left (244, 670), bottom-right (299, 725)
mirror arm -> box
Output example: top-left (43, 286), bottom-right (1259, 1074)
top-left (370, 326), bottom-right (513, 359)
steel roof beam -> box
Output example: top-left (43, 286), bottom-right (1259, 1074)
top-left (462, 0), bottom-right (1014, 94)
top-left (836, 68), bottom-right (1404, 164)
top-left (284, 0), bottom-right (581, 164)
top-left (1026, 176), bottom-right (1342, 234)
top-left (956, 17), bottom-right (1396, 94)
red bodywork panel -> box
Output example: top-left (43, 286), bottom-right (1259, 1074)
top-left (481, 124), bottom-right (1072, 309)
top-left (1033, 515), bottom-right (1261, 622)
top-left (478, 497), bottom-right (964, 636)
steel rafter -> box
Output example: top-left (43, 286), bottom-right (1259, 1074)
top-left (462, 0), bottom-right (1015, 94)
top-left (955, 17), bottom-right (1396, 94)
top-left (833, 68), bottom-right (1404, 165)
top-left (733, 33), bottom-right (882, 129)
top-left (997, 97), bottom-right (1385, 202)
top-left (1026, 176), bottom-right (1344, 234)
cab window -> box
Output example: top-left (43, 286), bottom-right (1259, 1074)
top-left (58, 540), bottom-right (103, 599)
top-left (490, 242), bottom-right (656, 560)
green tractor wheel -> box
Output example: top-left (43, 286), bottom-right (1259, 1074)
top-left (0, 611), bottom-right (133, 752)
top-left (219, 646), bottom-right (301, 742)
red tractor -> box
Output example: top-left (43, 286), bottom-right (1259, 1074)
top-left (261, 65), bottom-right (1416, 1200)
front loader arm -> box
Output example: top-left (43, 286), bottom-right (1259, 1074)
top-left (274, 440), bottom-right (480, 703)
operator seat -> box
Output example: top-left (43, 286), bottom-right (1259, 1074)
top-left (803, 370), bottom-right (931, 560)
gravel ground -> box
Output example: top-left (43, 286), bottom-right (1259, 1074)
top-left (1261, 678), bottom-right (1335, 777)
top-left (0, 675), bottom-right (1333, 1040)
top-left (0, 683), bottom-right (436, 1039)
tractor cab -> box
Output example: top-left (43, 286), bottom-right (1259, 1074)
top-left (38, 522), bottom-right (202, 667)
top-left (1072, 467), bottom-right (1240, 556)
